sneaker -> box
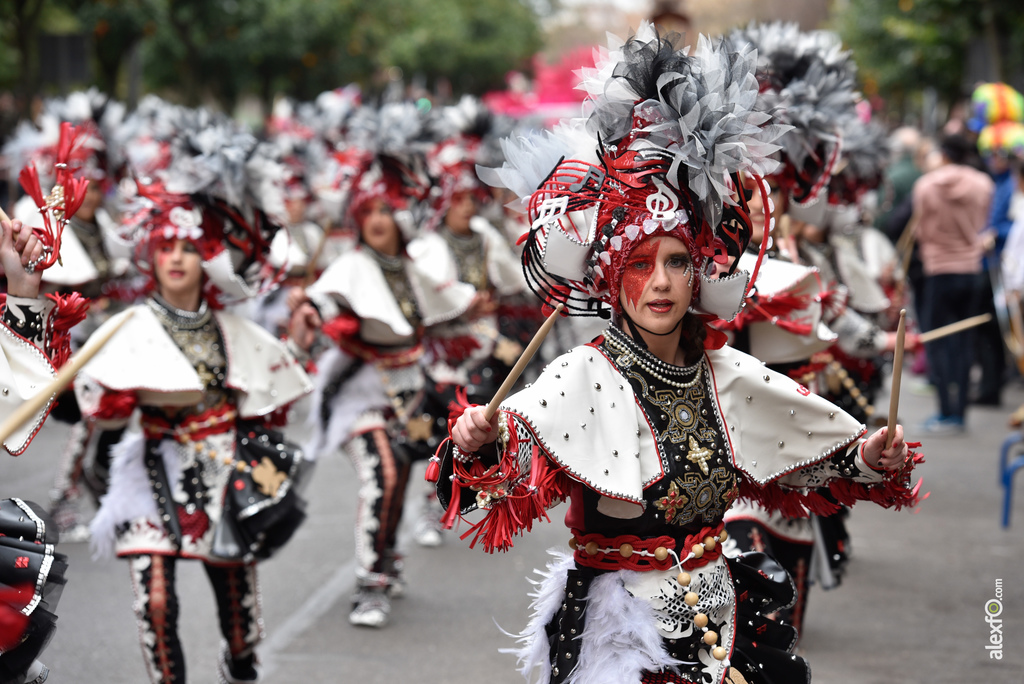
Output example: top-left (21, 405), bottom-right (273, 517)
top-left (920, 415), bottom-right (965, 435)
top-left (349, 587), bottom-right (391, 628)
top-left (414, 520), bottom-right (443, 548)
top-left (217, 643), bottom-right (258, 683)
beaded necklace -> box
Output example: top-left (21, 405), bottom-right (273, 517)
top-left (604, 325), bottom-right (702, 389)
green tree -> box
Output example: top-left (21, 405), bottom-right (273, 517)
top-left (834, 0), bottom-right (1024, 116)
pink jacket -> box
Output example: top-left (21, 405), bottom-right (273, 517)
top-left (912, 164), bottom-right (994, 275)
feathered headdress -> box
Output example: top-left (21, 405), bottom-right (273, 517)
top-left (327, 101), bottom-right (433, 239)
top-left (119, 112), bottom-right (289, 305)
top-left (424, 96), bottom-right (495, 230)
top-left (478, 24), bottom-right (787, 321)
top-left (731, 22), bottom-right (859, 219)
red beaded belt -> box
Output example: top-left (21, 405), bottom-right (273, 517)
top-left (570, 523), bottom-right (727, 572)
top-left (141, 404), bottom-right (238, 443)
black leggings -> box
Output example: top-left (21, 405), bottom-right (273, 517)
top-left (127, 555), bottom-right (261, 684)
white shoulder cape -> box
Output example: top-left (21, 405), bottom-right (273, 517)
top-left (739, 252), bottom-right (837, 365)
top-left (307, 247), bottom-right (475, 345)
top-left (76, 304), bottom-right (312, 418)
top-left (0, 322), bottom-right (56, 454)
top-left (501, 339), bottom-right (863, 506)
top-left (407, 217), bottom-right (526, 296)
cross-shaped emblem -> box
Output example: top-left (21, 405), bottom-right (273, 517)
top-left (686, 435), bottom-right (713, 475)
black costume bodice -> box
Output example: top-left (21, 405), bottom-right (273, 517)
top-left (579, 327), bottom-right (739, 541)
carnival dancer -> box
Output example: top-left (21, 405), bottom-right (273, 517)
top-left (718, 24), bottom-right (920, 634)
top-left (416, 96), bottom-right (529, 401)
top-left (3, 91), bottom-right (137, 540)
top-left (1, 125), bottom-right (94, 683)
top-left (300, 101), bottom-right (478, 627)
top-left (406, 99), bottom-right (532, 547)
top-left (437, 26), bottom-right (923, 684)
top-left (80, 126), bottom-right (313, 684)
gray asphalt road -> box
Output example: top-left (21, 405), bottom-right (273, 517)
top-left (5, 374), bottom-right (1023, 683)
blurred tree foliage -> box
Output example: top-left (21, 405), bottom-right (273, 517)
top-left (834, 0), bottom-right (1024, 113)
top-left (0, 0), bottom-right (542, 114)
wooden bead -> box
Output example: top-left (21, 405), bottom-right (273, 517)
top-left (703, 631), bottom-right (718, 645)
top-left (676, 572), bottom-right (691, 586)
top-left (718, 529), bottom-right (728, 542)
top-left (684, 592), bottom-right (699, 606)
top-left (619, 543), bottom-right (633, 558)
top-left (654, 546), bottom-right (669, 561)
top-left (585, 541), bottom-right (599, 556)
top-left (691, 544), bottom-right (704, 559)
top-left (569, 538), bottom-right (578, 551)
top-left (693, 613), bottom-right (708, 628)
top-left (703, 536), bottom-right (716, 551)
top-left (712, 646), bottom-right (727, 661)
top-left (235, 461), bottom-right (246, 472)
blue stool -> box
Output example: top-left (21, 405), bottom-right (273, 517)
top-left (1000, 433), bottom-right (1024, 527)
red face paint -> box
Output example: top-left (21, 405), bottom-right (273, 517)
top-left (621, 238), bottom-right (660, 311)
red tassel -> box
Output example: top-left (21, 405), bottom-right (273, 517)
top-left (425, 457), bottom-right (441, 483)
top-left (441, 480), bottom-right (462, 530)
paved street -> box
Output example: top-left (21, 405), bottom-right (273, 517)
top-left (5, 370), bottom-right (1023, 683)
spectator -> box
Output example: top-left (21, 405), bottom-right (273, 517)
top-left (913, 134), bottom-right (995, 433)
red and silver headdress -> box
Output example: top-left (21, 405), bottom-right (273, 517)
top-left (730, 22), bottom-right (859, 225)
top-left (478, 25), bottom-right (788, 321)
top-left (118, 114), bottom-right (289, 305)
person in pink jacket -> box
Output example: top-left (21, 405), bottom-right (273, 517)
top-left (913, 133), bottom-right (996, 433)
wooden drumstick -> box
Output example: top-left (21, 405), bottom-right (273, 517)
top-left (0, 310), bottom-right (135, 448)
top-left (885, 309), bottom-right (907, 450)
top-left (917, 313), bottom-right (992, 344)
top-left (484, 304), bottom-right (563, 421)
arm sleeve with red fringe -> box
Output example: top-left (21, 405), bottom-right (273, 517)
top-left (1, 293), bottom-right (89, 370)
top-left (737, 439), bottom-right (925, 519)
top-left (432, 409), bottom-right (574, 554)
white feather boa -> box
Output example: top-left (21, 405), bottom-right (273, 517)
top-left (89, 433), bottom-right (182, 560)
top-left (504, 549), bottom-right (682, 684)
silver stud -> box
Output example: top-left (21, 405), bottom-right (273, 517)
top-left (778, 441), bottom-right (784, 448)
top-left (604, 469), bottom-right (609, 475)
top-left (829, 412), bottom-right (835, 420)
top-left (580, 422), bottom-right (587, 429)
top-left (562, 362), bottom-right (568, 367)
top-left (618, 384), bottom-right (624, 390)
top-left (610, 402), bottom-right (616, 408)
top-left (807, 431), bottom-right (813, 438)
top-left (763, 375), bottom-right (770, 382)
top-left (751, 460), bottom-right (757, 467)
top-left (559, 391), bottom-right (565, 396)
top-left (1, 388), bottom-right (7, 396)
top-left (563, 433), bottom-right (570, 440)
top-left (588, 355), bottom-right (594, 362)
top-left (789, 409), bottom-right (795, 417)
top-left (555, 374), bottom-right (561, 379)
top-left (594, 383), bottom-right (602, 390)
top-left (634, 452), bottom-right (640, 459)
top-left (539, 399), bottom-right (547, 407)
top-left (589, 407), bottom-right (595, 414)
top-left (612, 450), bottom-right (618, 456)
top-left (746, 396), bottom-right (752, 403)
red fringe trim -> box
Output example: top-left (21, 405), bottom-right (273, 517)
top-left (93, 389), bottom-right (138, 422)
top-left (44, 291), bottom-right (89, 369)
top-left (440, 408), bottom-right (574, 553)
top-left (738, 446), bottom-right (927, 518)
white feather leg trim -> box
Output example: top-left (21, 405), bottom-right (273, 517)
top-left (501, 550), bottom-right (682, 684)
top-left (89, 433), bottom-right (182, 560)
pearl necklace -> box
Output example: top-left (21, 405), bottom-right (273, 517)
top-left (605, 326), bottom-right (703, 389)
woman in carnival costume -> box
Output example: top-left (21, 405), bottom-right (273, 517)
top-left (439, 26), bottom-right (923, 684)
top-left (298, 102), bottom-right (478, 628)
top-left (1, 125), bottom-right (94, 683)
top-left (79, 123), bottom-right (314, 684)
top-left (720, 23), bottom-right (917, 635)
